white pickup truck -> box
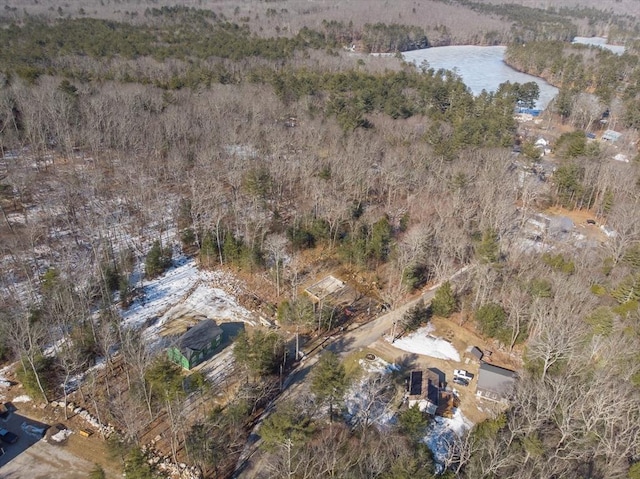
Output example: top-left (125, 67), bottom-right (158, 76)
top-left (454, 369), bottom-right (473, 381)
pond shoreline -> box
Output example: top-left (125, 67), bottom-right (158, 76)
top-left (400, 45), bottom-right (559, 109)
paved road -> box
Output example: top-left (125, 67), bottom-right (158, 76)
top-left (328, 287), bottom-right (437, 355)
top-left (234, 265), bottom-right (472, 478)
top-left (329, 264), bottom-right (472, 356)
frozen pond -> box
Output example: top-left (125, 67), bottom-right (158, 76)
top-left (572, 36), bottom-right (625, 55)
top-left (402, 45), bottom-right (558, 109)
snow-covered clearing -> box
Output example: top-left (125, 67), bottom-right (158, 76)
top-left (344, 357), bottom-right (399, 430)
top-left (390, 324), bottom-right (461, 361)
top-left (57, 255), bottom-right (253, 392)
top-left (149, 281), bottom-right (256, 333)
top-left (423, 408), bottom-right (473, 473)
top-left (13, 394), bottom-right (32, 403)
top-left (120, 256), bottom-right (256, 352)
top-left (121, 256), bottom-right (201, 330)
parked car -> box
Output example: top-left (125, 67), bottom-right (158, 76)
top-left (453, 369), bottom-right (473, 381)
top-left (0, 428), bottom-right (18, 444)
top-left (0, 404), bottom-right (9, 420)
top-left (453, 377), bottom-right (469, 387)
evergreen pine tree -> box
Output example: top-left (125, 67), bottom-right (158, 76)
top-left (431, 281), bottom-right (457, 318)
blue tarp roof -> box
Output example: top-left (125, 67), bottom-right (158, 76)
top-left (516, 107), bottom-right (542, 116)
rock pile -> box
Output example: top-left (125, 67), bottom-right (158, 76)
top-left (49, 400), bottom-right (115, 437)
top-left (49, 400), bottom-right (202, 478)
top-left (142, 441), bottom-right (202, 479)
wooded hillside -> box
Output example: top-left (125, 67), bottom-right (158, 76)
top-left (0, 2), bottom-right (639, 479)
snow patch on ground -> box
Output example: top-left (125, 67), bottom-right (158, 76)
top-left (62, 357), bottom-right (107, 395)
top-left (121, 256), bottom-right (200, 330)
top-left (12, 395), bottom-right (32, 403)
top-left (0, 368), bottom-right (10, 388)
top-left (344, 357), bottom-right (398, 430)
top-left (390, 324), bottom-right (461, 361)
top-left (122, 257), bottom-right (257, 341)
top-left (358, 356), bottom-right (399, 375)
top-left (51, 429), bottom-right (73, 443)
top-left (423, 408), bottom-right (473, 473)
top-left (408, 398), bottom-right (437, 415)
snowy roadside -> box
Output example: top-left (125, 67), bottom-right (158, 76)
top-left (389, 324), bottom-right (461, 361)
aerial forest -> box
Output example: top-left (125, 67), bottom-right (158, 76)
top-left (0, 1), bottom-right (639, 478)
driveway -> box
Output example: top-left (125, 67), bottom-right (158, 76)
top-left (0, 404), bottom-right (116, 479)
top-left (0, 406), bottom-right (48, 470)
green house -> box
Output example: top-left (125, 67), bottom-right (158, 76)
top-left (167, 319), bottom-right (223, 370)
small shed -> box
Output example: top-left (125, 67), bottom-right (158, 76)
top-left (470, 346), bottom-right (483, 361)
top-left (476, 362), bottom-right (517, 402)
top-left (167, 319), bottom-right (223, 370)
top-left (305, 275), bottom-right (346, 303)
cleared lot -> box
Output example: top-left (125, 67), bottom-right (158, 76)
top-left (0, 438), bottom-right (98, 479)
top-left (0, 407), bottom-right (47, 469)
top-left (0, 403), bottom-right (119, 479)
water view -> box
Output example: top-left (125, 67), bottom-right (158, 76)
top-left (572, 36), bottom-right (626, 55)
top-left (402, 45), bottom-right (559, 110)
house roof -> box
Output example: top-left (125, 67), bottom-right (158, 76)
top-left (408, 369), bottom-right (441, 403)
top-left (178, 319), bottom-right (223, 353)
top-left (409, 370), bottom-right (423, 396)
top-left (470, 346), bottom-right (483, 360)
top-left (477, 362), bottom-right (517, 400)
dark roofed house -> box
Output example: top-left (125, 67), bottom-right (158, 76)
top-left (408, 370), bottom-right (423, 397)
top-left (476, 362), bottom-right (517, 402)
top-left (167, 319), bottom-right (223, 370)
top-left (407, 369), bottom-right (441, 415)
